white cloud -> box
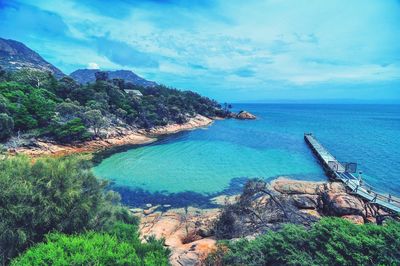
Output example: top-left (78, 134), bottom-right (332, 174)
top-left (12, 0), bottom-right (400, 101)
top-left (87, 62), bottom-right (100, 69)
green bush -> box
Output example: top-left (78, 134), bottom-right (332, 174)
top-left (11, 223), bottom-right (169, 266)
top-left (0, 156), bottom-right (137, 264)
top-left (207, 218), bottom-right (400, 266)
top-left (48, 118), bottom-right (91, 143)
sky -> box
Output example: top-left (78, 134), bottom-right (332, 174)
top-left (0, 0), bottom-right (400, 103)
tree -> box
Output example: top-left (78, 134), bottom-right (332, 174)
top-left (0, 95), bottom-right (8, 113)
top-left (0, 66), bottom-right (5, 81)
top-left (49, 118), bottom-right (91, 143)
top-left (0, 113), bottom-right (14, 141)
top-left (55, 76), bottom-right (79, 98)
top-left (11, 69), bottom-right (50, 88)
top-left (83, 109), bottom-right (107, 136)
top-left (55, 100), bottom-right (84, 123)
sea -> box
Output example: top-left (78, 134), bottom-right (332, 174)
top-left (93, 104), bottom-right (400, 208)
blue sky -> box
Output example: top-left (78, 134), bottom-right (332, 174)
top-left (1, 0), bottom-right (399, 102)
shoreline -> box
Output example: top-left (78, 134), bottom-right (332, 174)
top-left (8, 114), bottom-right (214, 157)
top-left (135, 177), bottom-right (398, 265)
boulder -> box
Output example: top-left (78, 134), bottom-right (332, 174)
top-left (272, 179), bottom-right (324, 195)
top-left (341, 215), bottom-right (364, 224)
top-left (173, 238), bottom-right (217, 266)
top-left (291, 194), bottom-right (319, 209)
top-left (129, 208), bottom-right (143, 214)
top-left (236, 110), bottom-right (256, 120)
top-left (326, 182), bottom-right (347, 193)
top-left (322, 192), bottom-right (365, 216)
top-left (143, 205), bottom-right (160, 215)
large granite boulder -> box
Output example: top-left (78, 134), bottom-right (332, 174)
top-left (341, 215), bottom-right (365, 224)
top-left (272, 179), bottom-right (324, 195)
top-left (322, 192), bottom-right (365, 216)
top-left (291, 194), bottom-right (320, 209)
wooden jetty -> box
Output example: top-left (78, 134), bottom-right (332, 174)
top-left (304, 133), bottom-right (400, 215)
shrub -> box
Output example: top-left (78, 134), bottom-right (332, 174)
top-left (11, 223), bottom-right (170, 266)
top-left (0, 156), bottom-right (136, 264)
top-left (207, 217), bottom-right (400, 266)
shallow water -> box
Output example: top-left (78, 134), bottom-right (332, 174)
top-left (93, 104), bottom-right (400, 207)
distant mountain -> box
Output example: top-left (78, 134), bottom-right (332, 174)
top-left (0, 37), bottom-right (65, 78)
top-left (70, 69), bottom-right (157, 87)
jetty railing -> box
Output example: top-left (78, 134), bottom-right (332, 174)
top-left (304, 133), bottom-right (400, 214)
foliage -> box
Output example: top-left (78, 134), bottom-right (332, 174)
top-left (10, 223), bottom-right (169, 266)
top-left (207, 217), bottom-right (400, 266)
top-left (0, 69), bottom-right (226, 143)
top-left (0, 81), bottom-right (57, 130)
top-left (83, 109), bottom-right (107, 136)
top-left (0, 155), bottom-right (141, 264)
top-left (48, 118), bottom-right (91, 143)
top-left (0, 113), bottom-right (14, 141)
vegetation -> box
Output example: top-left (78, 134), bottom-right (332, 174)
top-left (0, 155), bottom-right (169, 265)
top-left (207, 217), bottom-right (400, 266)
top-left (11, 223), bottom-right (169, 266)
top-left (0, 68), bottom-right (225, 143)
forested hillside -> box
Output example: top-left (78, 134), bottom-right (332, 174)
top-left (0, 67), bottom-right (226, 143)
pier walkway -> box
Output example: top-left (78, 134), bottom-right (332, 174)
top-left (304, 133), bottom-right (400, 215)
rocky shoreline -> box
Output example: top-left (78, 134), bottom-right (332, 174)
top-left (6, 115), bottom-right (213, 157)
top-left (133, 177), bottom-right (397, 266)
top-left (7, 111), bottom-right (257, 157)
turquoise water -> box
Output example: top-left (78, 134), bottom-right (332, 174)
top-left (93, 104), bottom-right (400, 207)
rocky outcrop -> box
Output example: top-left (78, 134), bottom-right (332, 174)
top-left (214, 177), bottom-right (392, 241)
top-left (137, 207), bottom-right (219, 266)
top-left (136, 178), bottom-right (395, 265)
top-left (143, 115), bottom-right (213, 135)
top-left (8, 115), bottom-right (213, 157)
top-left (272, 178), bottom-right (391, 224)
top-left (236, 110), bottom-right (256, 120)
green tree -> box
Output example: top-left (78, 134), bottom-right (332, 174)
top-left (0, 113), bottom-right (14, 141)
top-left (0, 156), bottom-right (131, 263)
top-left (83, 109), bottom-right (107, 136)
top-left (11, 69), bottom-right (51, 88)
top-left (49, 118), bottom-right (91, 143)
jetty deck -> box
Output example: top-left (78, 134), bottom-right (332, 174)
top-left (304, 133), bottom-right (400, 214)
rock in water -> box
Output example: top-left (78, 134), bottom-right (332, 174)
top-left (236, 110), bottom-right (256, 120)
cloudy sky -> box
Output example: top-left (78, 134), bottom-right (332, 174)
top-left (1, 0), bottom-right (399, 102)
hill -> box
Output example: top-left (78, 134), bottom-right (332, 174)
top-left (70, 69), bottom-right (157, 87)
top-left (0, 38), bottom-right (64, 78)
